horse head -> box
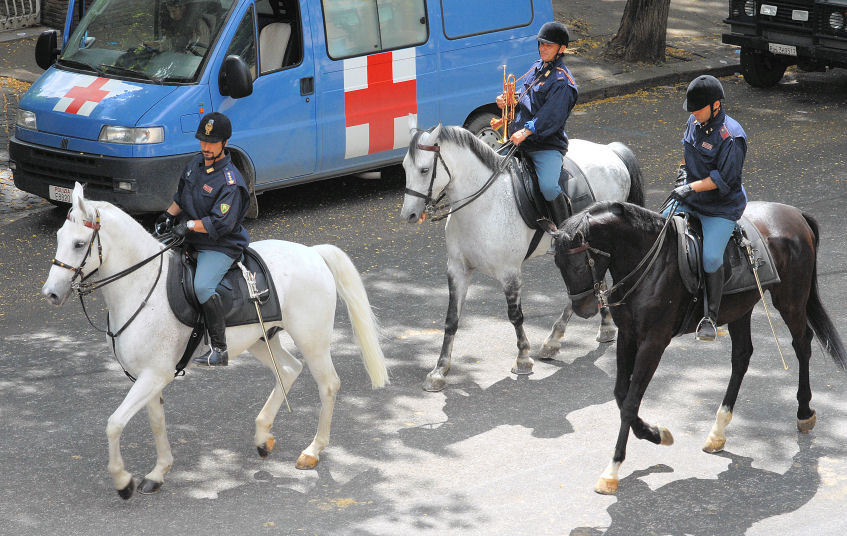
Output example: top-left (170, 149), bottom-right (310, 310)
top-left (42, 182), bottom-right (105, 306)
top-left (553, 213), bottom-right (611, 319)
top-left (400, 123), bottom-right (447, 224)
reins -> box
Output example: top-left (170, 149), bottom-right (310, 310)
top-left (51, 210), bottom-right (183, 374)
top-left (405, 140), bottom-right (518, 222)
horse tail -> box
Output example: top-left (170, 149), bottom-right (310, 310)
top-left (803, 212), bottom-right (847, 371)
top-left (608, 142), bottom-right (645, 207)
top-left (313, 244), bottom-right (390, 387)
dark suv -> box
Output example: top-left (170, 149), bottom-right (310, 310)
top-left (723, 0), bottom-right (847, 87)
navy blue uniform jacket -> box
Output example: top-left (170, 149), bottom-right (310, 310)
top-left (174, 152), bottom-right (250, 259)
top-left (512, 57), bottom-right (578, 154)
top-left (682, 109), bottom-right (748, 221)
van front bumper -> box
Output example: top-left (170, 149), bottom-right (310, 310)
top-left (723, 32), bottom-right (847, 69)
top-left (9, 137), bottom-right (194, 213)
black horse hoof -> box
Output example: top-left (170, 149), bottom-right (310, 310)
top-left (138, 478), bottom-right (163, 494)
top-left (257, 445), bottom-right (270, 458)
top-left (117, 477), bottom-right (136, 500)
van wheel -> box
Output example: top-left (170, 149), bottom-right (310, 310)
top-left (466, 112), bottom-right (505, 150)
top-left (740, 48), bottom-right (786, 88)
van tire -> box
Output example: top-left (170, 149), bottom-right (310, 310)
top-left (740, 48), bottom-right (786, 88)
top-left (466, 111), bottom-right (504, 150)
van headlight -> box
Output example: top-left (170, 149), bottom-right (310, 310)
top-left (16, 109), bottom-right (37, 130)
top-left (99, 125), bottom-right (164, 144)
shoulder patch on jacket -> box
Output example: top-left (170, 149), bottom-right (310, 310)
top-left (225, 170), bottom-right (235, 185)
top-left (220, 203), bottom-right (230, 214)
top-left (720, 125), bottom-right (730, 139)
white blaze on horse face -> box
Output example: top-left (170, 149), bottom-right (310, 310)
top-left (42, 221), bottom-right (90, 305)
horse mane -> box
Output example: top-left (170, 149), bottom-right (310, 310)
top-left (565, 201), bottom-right (666, 237)
top-left (409, 125), bottom-right (503, 171)
top-left (70, 198), bottom-right (165, 250)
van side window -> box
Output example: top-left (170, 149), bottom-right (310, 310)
top-left (323, 0), bottom-right (428, 59)
top-left (226, 5), bottom-right (258, 79)
top-left (441, 0), bottom-right (532, 39)
top-left (255, 0), bottom-right (304, 73)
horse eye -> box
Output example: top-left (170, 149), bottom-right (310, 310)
top-left (74, 240), bottom-right (86, 249)
top-left (420, 167), bottom-right (430, 175)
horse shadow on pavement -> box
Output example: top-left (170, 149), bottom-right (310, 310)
top-left (571, 433), bottom-right (823, 536)
top-left (398, 343), bottom-right (616, 453)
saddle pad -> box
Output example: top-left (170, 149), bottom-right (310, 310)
top-left (166, 246), bottom-right (282, 327)
top-left (672, 214), bottom-right (781, 296)
top-left (509, 154), bottom-right (597, 230)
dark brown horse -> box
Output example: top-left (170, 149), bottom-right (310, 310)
top-left (553, 200), bottom-right (846, 495)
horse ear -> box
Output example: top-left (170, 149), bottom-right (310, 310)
top-left (407, 113), bottom-right (418, 133)
top-left (430, 123), bottom-right (442, 142)
top-left (71, 182), bottom-right (90, 220)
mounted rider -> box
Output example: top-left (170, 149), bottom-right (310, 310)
top-left (665, 75), bottom-right (748, 342)
top-left (155, 111), bottom-right (250, 366)
top-left (497, 20), bottom-right (578, 226)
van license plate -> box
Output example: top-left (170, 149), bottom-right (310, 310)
top-left (48, 185), bottom-right (72, 203)
top-left (769, 43), bottom-right (797, 56)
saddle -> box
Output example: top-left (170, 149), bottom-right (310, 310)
top-left (166, 246), bottom-right (282, 328)
top-left (671, 213), bottom-right (781, 297)
top-left (509, 152), bottom-right (596, 231)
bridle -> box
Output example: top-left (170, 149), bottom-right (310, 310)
top-left (51, 209), bottom-right (182, 342)
top-left (404, 139), bottom-right (518, 222)
top-left (561, 208), bottom-right (675, 308)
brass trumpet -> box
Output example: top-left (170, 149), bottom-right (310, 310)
top-left (491, 65), bottom-right (517, 144)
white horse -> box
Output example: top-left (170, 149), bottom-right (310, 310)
top-left (400, 125), bottom-right (644, 391)
top-left (42, 183), bottom-right (389, 499)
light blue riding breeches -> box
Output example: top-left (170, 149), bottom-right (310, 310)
top-left (194, 249), bottom-right (235, 304)
top-left (526, 149), bottom-right (564, 201)
top-left (663, 204), bottom-right (737, 274)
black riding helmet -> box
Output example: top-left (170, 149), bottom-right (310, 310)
top-left (195, 112), bottom-right (232, 143)
top-left (537, 21), bottom-right (570, 47)
top-left (683, 75), bottom-right (725, 112)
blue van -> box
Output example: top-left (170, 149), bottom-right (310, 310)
top-left (10, 0), bottom-right (553, 213)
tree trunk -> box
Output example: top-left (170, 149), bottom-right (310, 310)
top-left (604, 0), bottom-right (672, 63)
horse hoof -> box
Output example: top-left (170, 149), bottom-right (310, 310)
top-left (702, 436), bottom-right (726, 453)
top-left (257, 437), bottom-right (276, 458)
top-left (295, 453), bottom-right (319, 470)
top-left (511, 357), bottom-right (534, 376)
top-left (798, 411), bottom-right (817, 434)
top-left (423, 374), bottom-right (446, 392)
top-left (137, 478), bottom-right (163, 494)
top-left (535, 344), bottom-right (560, 360)
top-left (659, 426), bottom-right (674, 446)
top-left (596, 328), bottom-right (617, 343)
top-left (117, 477), bottom-right (136, 500)
top-left (594, 477), bottom-right (618, 495)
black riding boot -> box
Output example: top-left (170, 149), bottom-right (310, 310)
top-left (549, 192), bottom-right (571, 227)
top-left (696, 267), bottom-right (724, 342)
top-left (193, 293), bottom-right (229, 366)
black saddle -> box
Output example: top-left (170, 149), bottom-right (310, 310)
top-left (671, 212), bottom-right (781, 297)
top-left (509, 152), bottom-right (596, 230)
top-left (166, 246), bottom-right (282, 327)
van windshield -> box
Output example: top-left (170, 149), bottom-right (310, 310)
top-left (60, 0), bottom-right (236, 83)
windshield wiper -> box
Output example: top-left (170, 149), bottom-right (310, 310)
top-left (100, 64), bottom-right (159, 83)
top-left (57, 58), bottom-right (105, 76)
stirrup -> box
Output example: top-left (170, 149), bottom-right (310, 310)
top-left (193, 347), bottom-right (229, 366)
top-left (695, 317), bottom-right (717, 342)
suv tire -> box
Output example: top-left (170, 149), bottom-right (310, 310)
top-left (740, 48), bottom-right (787, 88)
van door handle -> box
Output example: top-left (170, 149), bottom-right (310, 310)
top-left (300, 77), bottom-right (314, 96)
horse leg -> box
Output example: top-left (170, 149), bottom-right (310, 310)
top-left (597, 305), bottom-right (617, 343)
top-left (771, 290), bottom-right (817, 432)
top-left (248, 337), bottom-right (304, 458)
top-left (106, 369), bottom-right (169, 499)
top-left (538, 301), bottom-right (573, 360)
top-left (137, 395), bottom-right (174, 494)
top-left (294, 347), bottom-right (340, 469)
top-left (703, 312), bottom-right (753, 453)
top-left (503, 275), bottom-right (533, 375)
top-left (424, 261), bottom-right (473, 391)
top-left (596, 339), bottom-right (670, 495)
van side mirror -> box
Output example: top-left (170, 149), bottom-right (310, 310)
top-left (35, 30), bottom-right (61, 70)
top-left (218, 55), bottom-right (253, 99)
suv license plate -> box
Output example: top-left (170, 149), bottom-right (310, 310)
top-left (769, 43), bottom-right (797, 56)
top-left (48, 185), bottom-right (72, 203)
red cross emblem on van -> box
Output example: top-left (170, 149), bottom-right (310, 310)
top-left (52, 75), bottom-right (137, 116)
top-left (343, 49), bottom-right (417, 158)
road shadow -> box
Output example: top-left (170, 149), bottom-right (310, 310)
top-left (571, 433), bottom-right (822, 536)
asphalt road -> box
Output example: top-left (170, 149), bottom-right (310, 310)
top-left (1, 70), bottom-right (847, 535)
